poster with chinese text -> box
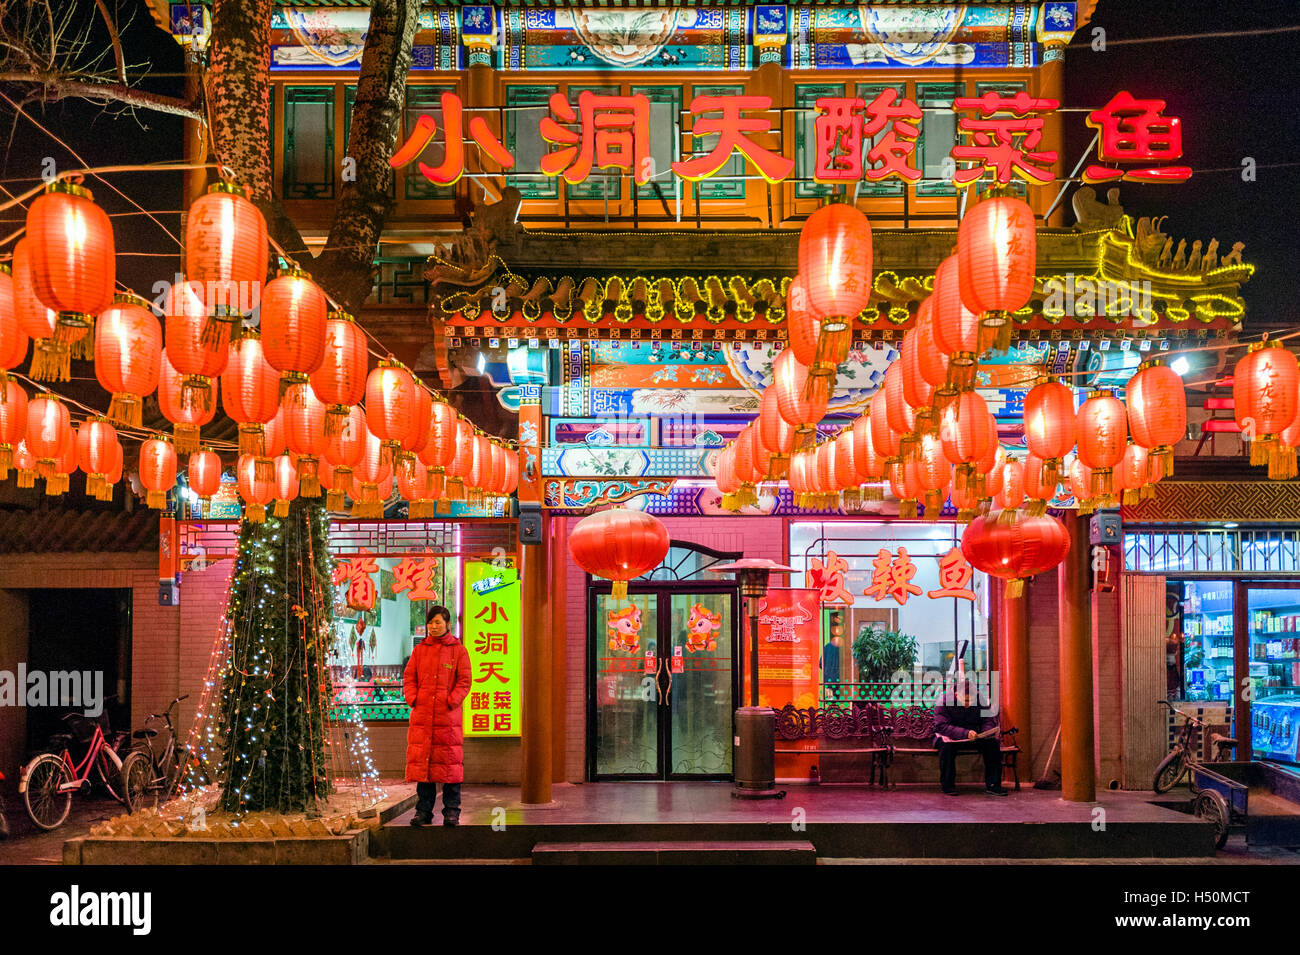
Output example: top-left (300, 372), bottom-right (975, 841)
top-left (462, 558), bottom-right (522, 738)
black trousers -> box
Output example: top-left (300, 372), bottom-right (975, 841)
top-left (415, 781), bottom-right (462, 819)
top-left (937, 737), bottom-right (1002, 791)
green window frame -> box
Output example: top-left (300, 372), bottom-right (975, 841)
top-left (794, 83), bottom-right (845, 199)
top-left (505, 85), bottom-right (557, 200)
top-left (631, 85), bottom-right (681, 206)
top-left (916, 83), bottom-right (959, 198)
top-left (402, 84), bottom-right (457, 200)
top-left (689, 84), bottom-right (746, 200)
top-left (971, 81), bottom-right (1029, 198)
top-left (565, 85), bottom-right (621, 201)
top-left (854, 82), bottom-right (906, 197)
top-left (284, 86), bottom-right (335, 200)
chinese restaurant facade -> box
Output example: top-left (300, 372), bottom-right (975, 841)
top-left (120, 0), bottom-right (1296, 803)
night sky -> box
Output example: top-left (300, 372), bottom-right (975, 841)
top-left (2, 0), bottom-right (1297, 328)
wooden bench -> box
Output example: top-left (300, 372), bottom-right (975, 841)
top-left (773, 703), bottom-right (1020, 789)
top-left (884, 705), bottom-right (1021, 791)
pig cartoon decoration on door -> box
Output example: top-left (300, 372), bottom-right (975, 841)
top-left (684, 603), bottom-right (721, 653)
top-left (606, 603), bottom-right (643, 654)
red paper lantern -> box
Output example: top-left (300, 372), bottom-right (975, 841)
top-left (900, 328), bottom-right (936, 433)
top-left (185, 183), bottom-right (268, 338)
top-left (26, 181), bottom-right (115, 331)
top-left (712, 445), bottom-right (740, 507)
top-left (188, 448), bottom-right (223, 501)
top-left (757, 385), bottom-right (793, 478)
top-left (568, 508), bottom-right (670, 600)
top-left (101, 436), bottom-right (123, 499)
top-left (443, 418), bottom-right (475, 500)
top-left (851, 413), bottom-right (882, 486)
top-left (883, 360), bottom-right (916, 455)
top-left (282, 382), bottom-right (327, 497)
top-left (500, 447), bottom-right (519, 497)
top-left (1276, 383), bottom-right (1300, 481)
top-left (786, 450), bottom-right (811, 507)
top-left (417, 397), bottom-right (457, 499)
top-left (914, 432), bottom-right (949, 512)
top-left (834, 428), bottom-right (858, 492)
top-left (956, 193), bottom-right (1036, 353)
top-left (322, 404), bottom-right (366, 496)
top-left (1022, 452), bottom-right (1058, 516)
top-left (773, 349), bottom-right (829, 444)
top-left (12, 238), bottom-right (78, 382)
top-left (798, 201), bottom-right (872, 323)
top-left (47, 423), bottom-right (78, 496)
top-left (887, 457), bottom-right (909, 511)
top-left (26, 395), bottom-right (69, 479)
top-left (310, 311), bottom-right (368, 435)
top-left (932, 255), bottom-right (981, 388)
top-left (1076, 388), bottom-right (1128, 503)
top-left (1068, 458), bottom-right (1096, 514)
top-left (261, 269), bottom-right (328, 388)
top-left (915, 296), bottom-right (953, 398)
top-left (95, 294), bottom-right (162, 428)
top-left (272, 453), bottom-right (299, 517)
top-left (815, 439), bottom-right (836, 502)
top-left (1125, 359), bottom-right (1186, 478)
top-left (221, 333), bottom-right (280, 458)
top-left (164, 279), bottom-right (227, 411)
top-left (1023, 379), bottom-right (1077, 488)
top-left (77, 418), bottom-right (117, 500)
top-left (993, 456), bottom-right (1026, 515)
top-left (940, 389), bottom-right (995, 494)
top-left (951, 466), bottom-right (980, 521)
top-left (396, 384), bottom-right (433, 486)
top-left (869, 392), bottom-right (902, 462)
top-left (1233, 341), bottom-right (1299, 473)
top-left (365, 360), bottom-right (417, 460)
top-left (786, 274), bottom-right (820, 368)
top-left (139, 436), bottom-right (178, 509)
top-left (0, 379), bottom-right (28, 476)
top-left (0, 264), bottom-right (29, 376)
top-left (352, 425), bottom-right (393, 518)
top-left (466, 434), bottom-right (499, 504)
top-left (12, 439), bottom-right (36, 488)
top-left (236, 453), bottom-right (275, 524)
top-left (1117, 442), bottom-right (1156, 506)
top-left (399, 461), bottom-right (440, 519)
top-left (961, 512), bottom-right (1070, 597)
top-left (157, 349), bottom-right (214, 454)
top-left (730, 427), bottom-right (761, 507)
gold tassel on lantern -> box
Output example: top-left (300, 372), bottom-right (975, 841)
top-left (181, 376), bottom-right (213, 411)
top-left (239, 423), bottom-right (266, 458)
top-left (280, 371), bottom-right (309, 402)
top-left (1250, 436), bottom-right (1270, 467)
top-left (446, 476), bottom-right (464, 501)
top-left (979, 310), bottom-right (1013, 355)
top-left (17, 466), bottom-right (36, 488)
top-left (333, 466), bottom-right (353, 496)
top-left (863, 483), bottom-right (884, 503)
top-left (324, 405), bottom-right (350, 437)
top-left (299, 459), bottom-right (321, 498)
top-left (245, 503), bottom-right (266, 524)
top-left (1041, 457), bottom-right (1061, 489)
top-left (808, 323), bottom-right (852, 382)
top-left (0, 446), bottom-right (10, 471)
top-left (31, 340), bottom-right (72, 383)
top-left (254, 456), bottom-right (273, 483)
top-left (946, 355), bottom-right (977, 390)
top-left (200, 308), bottom-right (238, 351)
top-left (1090, 467), bottom-right (1115, 503)
top-left (428, 468), bottom-right (445, 499)
top-left (273, 499), bottom-right (290, 518)
top-left (107, 393), bottom-right (143, 429)
top-left (172, 424), bottom-right (200, 455)
top-left (767, 455), bottom-right (789, 481)
top-left (997, 507), bottom-right (1018, 525)
top-left (611, 580), bottom-right (629, 602)
top-left (924, 489), bottom-right (943, 513)
top-left (1026, 499), bottom-right (1048, 516)
top-left (326, 488), bottom-right (346, 511)
top-left (1270, 444), bottom-right (1298, 481)
top-left (1005, 578), bottom-right (1025, 599)
top-left (1154, 447), bottom-right (1174, 479)
top-left (56, 314), bottom-right (94, 360)
top-left (957, 507), bottom-right (975, 521)
top-left (900, 498), bottom-right (918, 519)
top-left (86, 474), bottom-right (105, 499)
top-left (146, 490), bottom-right (167, 509)
top-left (735, 483), bottom-right (758, 509)
top-left (1122, 487), bottom-right (1140, 506)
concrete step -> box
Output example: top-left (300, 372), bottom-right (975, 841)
top-left (532, 839), bottom-right (817, 865)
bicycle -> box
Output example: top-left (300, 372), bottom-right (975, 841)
top-left (122, 694), bottom-right (213, 809)
top-left (1152, 699), bottom-right (1216, 794)
top-left (0, 770), bottom-right (9, 839)
top-left (20, 707), bottom-right (134, 830)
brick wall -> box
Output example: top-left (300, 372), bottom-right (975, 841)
top-left (562, 516), bottom-right (787, 782)
top-left (1093, 584), bottom-right (1124, 789)
top-left (0, 587), bottom-right (30, 789)
top-left (1026, 569), bottom-right (1062, 782)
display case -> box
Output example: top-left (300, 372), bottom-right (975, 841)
top-left (1252, 699), bottom-right (1300, 764)
top-left (1173, 581), bottom-right (1235, 702)
top-left (1247, 588), bottom-right (1300, 763)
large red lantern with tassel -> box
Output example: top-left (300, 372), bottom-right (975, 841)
top-left (261, 269), bottom-right (327, 388)
top-left (758, 385), bottom-right (793, 478)
top-left (852, 413), bottom-right (884, 495)
top-left (236, 454), bottom-right (274, 524)
top-left (932, 255), bottom-right (981, 387)
top-left (785, 274), bottom-right (820, 368)
top-left (185, 183), bottom-right (268, 327)
top-left (1022, 452), bottom-right (1057, 515)
top-left (77, 418), bottom-right (117, 500)
top-left (417, 397), bottom-right (457, 498)
top-left (139, 436), bottom-right (178, 509)
top-left (834, 428), bottom-right (858, 491)
top-left (1118, 442), bottom-right (1155, 505)
top-left (322, 404), bottom-right (366, 497)
top-left (0, 264), bottom-right (29, 377)
top-left (773, 349), bottom-right (829, 444)
top-left (282, 382), bottom-right (327, 498)
top-left (956, 193), bottom-right (1036, 353)
top-left (352, 425), bottom-right (393, 518)
top-left (1233, 341), bottom-right (1299, 473)
top-left (272, 454), bottom-right (299, 517)
top-left (444, 418), bottom-right (475, 500)
top-left (0, 379), bottom-right (28, 476)
top-left (993, 456), bottom-right (1025, 515)
top-left (1068, 457), bottom-right (1096, 514)
top-left (399, 461), bottom-right (439, 519)
top-left (188, 448), bottom-right (223, 501)
top-left (396, 384), bottom-right (432, 483)
top-left (961, 512), bottom-right (1070, 597)
top-left (311, 311), bottom-right (368, 436)
top-left (798, 201), bottom-right (872, 322)
top-left (884, 360), bottom-right (916, 452)
top-left (914, 432), bottom-right (949, 512)
top-left (95, 294), bottom-right (162, 428)
top-left (157, 349), bottom-right (214, 454)
top-left (568, 508), bottom-right (670, 600)
top-left (164, 279), bottom-right (227, 411)
top-left (869, 391), bottom-right (902, 462)
top-left (1126, 360), bottom-right (1186, 478)
top-left (915, 297), bottom-right (952, 397)
top-left (1023, 379), bottom-right (1076, 488)
top-left (26, 395), bottom-right (69, 479)
top-left (48, 425), bottom-right (78, 496)
top-left (900, 329), bottom-right (936, 433)
top-left (13, 238), bottom-right (76, 382)
top-left (365, 360), bottom-right (417, 460)
top-left (940, 389), bottom-right (995, 494)
top-left (26, 182), bottom-right (115, 332)
top-left (1076, 389), bottom-right (1128, 503)
top-left (222, 333), bottom-right (281, 458)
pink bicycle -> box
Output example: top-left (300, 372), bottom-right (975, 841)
top-left (20, 710), bottom-right (135, 830)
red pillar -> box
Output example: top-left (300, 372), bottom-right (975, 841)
top-left (1000, 579), bottom-right (1031, 777)
top-left (1058, 512), bottom-right (1096, 802)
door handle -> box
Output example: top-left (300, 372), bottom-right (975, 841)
top-left (653, 657), bottom-right (664, 705)
top-left (664, 659), bottom-right (673, 708)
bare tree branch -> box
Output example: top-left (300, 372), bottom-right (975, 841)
top-left (91, 0), bottom-right (125, 83)
top-left (0, 73), bottom-right (202, 119)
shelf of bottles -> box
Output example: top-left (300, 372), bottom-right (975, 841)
top-left (1181, 582), bottom-right (1235, 702)
top-left (1248, 589), bottom-right (1300, 764)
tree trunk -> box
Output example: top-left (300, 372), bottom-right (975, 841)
top-left (315, 0), bottom-right (420, 315)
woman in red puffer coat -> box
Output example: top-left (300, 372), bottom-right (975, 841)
top-left (403, 605), bottom-right (472, 826)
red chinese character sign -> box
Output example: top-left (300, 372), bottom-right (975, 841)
top-left (462, 558), bottom-right (522, 737)
top-left (951, 91), bottom-right (1059, 186)
top-left (388, 92), bottom-right (514, 185)
top-left (332, 552), bottom-right (378, 612)
top-left (742, 589), bottom-right (820, 711)
top-left (807, 551), bottom-right (854, 605)
top-left (813, 90), bottom-right (922, 184)
top-left (391, 553), bottom-right (440, 602)
top-left (673, 95), bottom-right (794, 184)
top-left (863, 547), bottom-right (924, 606)
top-left (540, 91), bottom-right (652, 185)
top-left (1083, 91), bottom-right (1192, 184)
top-left (926, 547), bottom-right (977, 601)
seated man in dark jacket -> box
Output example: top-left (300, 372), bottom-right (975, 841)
top-left (933, 683), bottom-right (1007, 796)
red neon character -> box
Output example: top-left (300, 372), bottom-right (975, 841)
top-left (388, 92), bottom-right (514, 185)
top-left (813, 97), bottom-right (865, 183)
top-left (473, 631), bottom-right (509, 655)
top-left (926, 547), bottom-right (977, 601)
top-left (863, 547), bottom-right (923, 606)
top-left (950, 91), bottom-right (1059, 186)
top-left (391, 555), bottom-right (439, 601)
top-left (863, 88), bottom-right (923, 183)
top-left (807, 551), bottom-right (854, 605)
top-left (332, 552), bottom-right (379, 611)
top-left (673, 95), bottom-right (795, 184)
top-left (1083, 91), bottom-right (1192, 184)
top-left (539, 90), bottom-right (652, 186)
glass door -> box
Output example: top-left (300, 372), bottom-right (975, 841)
top-left (1246, 584), bottom-right (1300, 765)
top-left (589, 586), bottom-right (737, 780)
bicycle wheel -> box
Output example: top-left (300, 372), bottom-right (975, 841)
top-left (23, 754), bottom-right (73, 830)
top-left (1152, 749), bottom-right (1188, 794)
top-left (1194, 790), bottom-right (1231, 850)
top-left (122, 752), bottom-right (153, 814)
top-left (94, 751), bottom-right (126, 804)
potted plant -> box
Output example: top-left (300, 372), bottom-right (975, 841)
top-left (852, 623), bottom-right (919, 683)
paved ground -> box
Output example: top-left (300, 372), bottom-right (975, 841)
top-left (0, 790), bottom-right (124, 865)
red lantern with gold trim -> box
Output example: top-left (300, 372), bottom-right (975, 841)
top-left (901, 328), bottom-right (936, 434)
top-left (961, 512), bottom-right (1070, 598)
top-left (164, 279), bottom-right (227, 411)
top-left (26, 394), bottom-right (69, 480)
top-left (1233, 341), bottom-right (1299, 474)
top-left (568, 508), bottom-right (670, 601)
top-left (139, 436), bottom-right (178, 509)
top-left (956, 193), bottom-right (1036, 354)
top-left (261, 269), bottom-right (327, 389)
top-left (0, 378), bottom-right (28, 477)
top-left (188, 447), bottom-right (223, 502)
top-left (1076, 388), bottom-right (1128, 504)
top-left (272, 453), bottom-right (299, 517)
top-left (1068, 457), bottom-right (1096, 514)
top-left (757, 385), bottom-right (793, 478)
top-left (282, 382), bottom-right (327, 497)
top-left (13, 238), bottom-right (76, 382)
top-left (26, 181), bottom-right (115, 348)
top-left (94, 294), bottom-right (162, 428)
top-left (773, 349), bottom-right (829, 445)
top-left (940, 389), bottom-right (995, 495)
top-left (399, 461), bottom-right (438, 519)
top-left (884, 360), bottom-right (916, 458)
top-left (798, 201), bottom-right (872, 351)
top-left (993, 455), bottom-right (1025, 518)
top-left (77, 418), bottom-right (117, 500)
top-left (365, 360), bottom-right (417, 463)
top-left (221, 333), bottom-right (281, 461)
top-left (444, 418), bottom-right (475, 501)
top-left (1117, 442), bottom-right (1156, 506)
top-left (1126, 360), bottom-right (1186, 478)
top-left (417, 396), bottom-right (457, 499)
top-left (0, 264), bottom-right (29, 379)
top-left (914, 432), bottom-right (949, 513)
top-left (932, 255), bottom-right (981, 388)
top-left (322, 404), bottom-right (366, 498)
top-left (311, 311), bottom-right (368, 436)
top-left (352, 425), bottom-right (392, 518)
top-left (157, 348), bottom-right (214, 454)
top-left (1022, 452), bottom-right (1057, 516)
top-left (852, 411), bottom-right (883, 490)
top-left (915, 296), bottom-right (955, 409)
top-left (786, 274), bottom-right (820, 368)
top-left (237, 453), bottom-right (274, 524)
top-left (1023, 379), bottom-right (1076, 487)
top-left (185, 183), bottom-right (268, 347)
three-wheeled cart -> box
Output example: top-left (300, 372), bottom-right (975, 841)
top-left (1188, 760), bottom-right (1300, 849)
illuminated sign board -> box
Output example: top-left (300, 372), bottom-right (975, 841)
top-left (461, 558), bottom-right (522, 738)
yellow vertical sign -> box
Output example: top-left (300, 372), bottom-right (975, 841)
top-left (462, 558), bottom-right (522, 738)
